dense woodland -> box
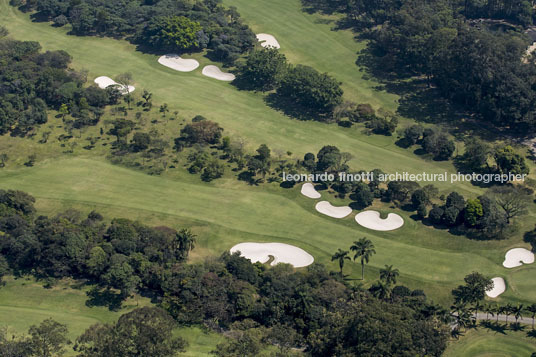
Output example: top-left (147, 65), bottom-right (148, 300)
top-left (0, 188), bottom-right (451, 356)
top-left (14, 0), bottom-right (256, 64)
top-left (304, 0), bottom-right (536, 132)
top-left (0, 35), bottom-right (121, 137)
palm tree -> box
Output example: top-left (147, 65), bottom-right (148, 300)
top-left (494, 304), bottom-right (501, 323)
top-left (504, 303), bottom-right (513, 324)
top-left (331, 249), bottom-right (351, 276)
top-left (472, 300), bottom-right (483, 323)
top-left (526, 303), bottom-right (536, 329)
top-left (484, 304), bottom-right (495, 321)
top-left (379, 265), bottom-right (399, 286)
top-left (450, 328), bottom-right (464, 340)
top-left (513, 304), bottom-right (524, 324)
top-left (369, 280), bottom-right (390, 300)
top-left (350, 237), bottom-right (376, 280)
top-left (176, 228), bottom-right (196, 256)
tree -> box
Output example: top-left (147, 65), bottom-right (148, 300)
top-left (237, 48), bottom-right (288, 91)
top-left (353, 182), bottom-right (374, 208)
top-left (513, 304), bottom-right (524, 324)
top-left (422, 130), bottom-right (455, 160)
top-left (331, 249), bottom-right (350, 276)
top-left (159, 103), bottom-right (169, 117)
top-left (212, 330), bottom-right (263, 357)
top-left (0, 153), bottom-right (8, 168)
top-left (115, 72), bottom-right (133, 98)
top-left (277, 64), bottom-right (343, 117)
top-left (176, 228), bottom-right (196, 256)
top-left (28, 318), bottom-right (70, 357)
top-left (526, 303), bottom-right (536, 329)
top-left (379, 265), bottom-right (399, 286)
top-left (75, 307), bottom-right (187, 357)
top-left (179, 120), bottom-right (223, 146)
top-left (350, 237), bottom-right (376, 280)
top-left (503, 303), bottom-right (514, 323)
top-left (0, 255), bottom-right (8, 285)
top-left (461, 138), bottom-right (491, 171)
top-left (494, 146), bottom-right (529, 176)
top-left (452, 272), bottom-right (493, 305)
top-left (59, 103), bottom-right (69, 121)
top-left (131, 132), bottom-right (151, 152)
top-left (488, 186), bottom-right (530, 224)
top-left (402, 124), bottom-right (424, 146)
top-left (142, 16), bottom-right (202, 51)
top-left (141, 90), bottom-right (153, 110)
top-left (464, 199), bottom-right (483, 227)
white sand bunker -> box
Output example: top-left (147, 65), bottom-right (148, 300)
top-left (355, 211), bottom-right (404, 231)
top-left (230, 242), bottom-right (314, 268)
top-left (256, 33), bottom-right (280, 49)
top-left (158, 54), bottom-right (199, 72)
top-left (202, 65), bottom-right (236, 81)
top-left (301, 183), bottom-right (321, 199)
top-left (315, 201), bottom-right (352, 219)
top-left (486, 277), bottom-right (506, 298)
top-left (94, 76), bottom-right (135, 94)
top-left (503, 248), bottom-right (535, 268)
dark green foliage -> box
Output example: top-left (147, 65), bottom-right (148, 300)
top-left (179, 120), bottom-right (223, 146)
top-left (422, 129), bottom-right (455, 160)
top-left (75, 307), bottom-right (187, 357)
top-left (319, 0), bottom-right (536, 130)
top-left (353, 182), bottom-right (374, 208)
top-left (494, 145), bottom-right (530, 176)
top-left (131, 132), bottom-right (151, 152)
top-left (446, 192), bottom-right (465, 210)
top-left (452, 272), bottom-right (493, 305)
top-left (277, 65), bottom-right (343, 116)
top-left (403, 124), bottom-right (424, 146)
top-left (24, 0), bottom-right (255, 65)
top-left (366, 115), bottom-right (398, 135)
top-left (141, 16), bottom-right (202, 52)
top-left (236, 48), bottom-right (288, 91)
top-left (429, 206), bottom-right (444, 225)
top-left (0, 38), bottom-right (110, 136)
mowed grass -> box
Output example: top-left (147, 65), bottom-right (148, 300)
top-left (0, 277), bottom-right (221, 356)
top-left (443, 329), bottom-right (536, 357)
top-left (0, 157), bottom-right (534, 306)
top-left (0, 0), bottom-right (493, 197)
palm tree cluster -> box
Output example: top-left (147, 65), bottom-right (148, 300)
top-left (331, 237), bottom-right (376, 279)
top-left (450, 301), bottom-right (536, 338)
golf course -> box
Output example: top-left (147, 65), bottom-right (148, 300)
top-left (1, 0), bottom-right (536, 354)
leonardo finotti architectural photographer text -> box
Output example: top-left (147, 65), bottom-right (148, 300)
top-left (282, 171), bottom-right (527, 184)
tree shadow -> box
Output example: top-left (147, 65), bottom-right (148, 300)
top-left (480, 320), bottom-right (508, 334)
top-left (264, 93), bottom-right (328, 122)
top-left (86, 287), bottom-right (123, 311)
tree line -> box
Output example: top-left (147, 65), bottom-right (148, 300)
top-left (15, 0), bottom-right (255, 64)
top-left (304, 0), bottom-right (536, 132)
top-left (0, 188), bottom-right (450, 356)
top-left (0, 36), bottom-right (123, 137)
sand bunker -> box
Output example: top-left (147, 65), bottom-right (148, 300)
top-left (355, 211), bottom-right (404, 231)
top-left (94, 76), bottom-right (135, 94)
top-left (230, 242), bottom-right (314, 268)
top-left (158, 54), bottom-right (200, 72)
top-left (256, 33), bottom-right (280, 49)
top-left (503, 248), bottom-right (535, 268)
top-left (301, 183), bottom-right (321, 199)
top-left (486, 277), bottom-right (506, 298)
top-left (202, 65), bottom-right (236, 81)
top-left (315, 201), bottom-right (352, 219)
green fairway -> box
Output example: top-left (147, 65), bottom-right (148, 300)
top-left (443, 329), bottom-right (536, 357)
top-left (0, 157), bottom-right (534, 305)
top-left (0, 0), bottom-right (496, 197)
top-left (0, 277), bottom-right (222, 356)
